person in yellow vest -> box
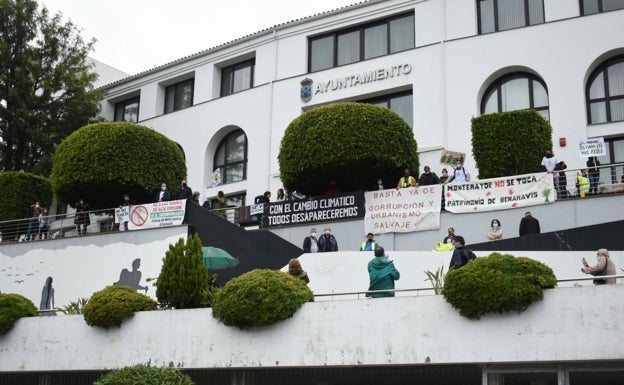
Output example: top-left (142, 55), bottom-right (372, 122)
top-left (396, 167), bottom-right (417, 189)
top-left (361, 232), bottom-right (379, 251)
top-left (577, 169), bottom-right (589, 197)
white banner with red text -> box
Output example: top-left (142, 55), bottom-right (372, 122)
top-left (128, 199), bottom-right (186, 230)
top-left (443, 172), bottom-right (556, 213)
top-left (364, 186), bottom-right (441, 234)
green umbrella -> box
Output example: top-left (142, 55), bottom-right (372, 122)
top-left (202, 247), bottom-right (239, 270)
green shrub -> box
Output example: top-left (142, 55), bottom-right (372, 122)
top-left (212, 269), bottom-right (314, 329)
top-left (278, 102), bottom-right (418, 195)
top-left (93, 364), bottom-right (195, 385)
top-left (83, 286), bottom-right (157, 328)
top-left (471, 110), bottom-right (552, 179)
top-left (51, 122), bottom-right (187, 209)
top-left (442, 253), bottom-right (557, 319)
top-left (0, 293), bottom-right (39, 335)
top-left (156, 235), bottom-right (210, 309)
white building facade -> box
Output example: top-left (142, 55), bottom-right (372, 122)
top-left (98, 0), bottom-right (624, 208)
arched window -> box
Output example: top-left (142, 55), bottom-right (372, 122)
top-left (586, 56), bottom-right (624, 124)
top-left (481, 73), bottom-right (549, 119)
top-left (213, 130), bottom-right (247, 184)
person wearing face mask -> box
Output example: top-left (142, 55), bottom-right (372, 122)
top-left (177, 179), bottom-right (193, 200)
top-left (27, 201), bottom-right (42, 241)
top-left (396, 167), bottom-right (417, 189)
top-left (418, 166), bottom-right (440, 186)
top-left (487, 219), bottom-right (503, 241)
top-left (317, 226), bottom-right (338, 252)
top-left (302, 228), bottom-right (319, 253)
top-left (155, 183), bottom-right (171, 202)
top-left (445, 161), bottom-right (470, 183)
top-left (439, 168), bottom-right (449, 184)
top-left (541, 149), bottom-right (558, 174)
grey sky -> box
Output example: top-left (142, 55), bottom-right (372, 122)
top-left (41, 0), bottom-right (361, 75)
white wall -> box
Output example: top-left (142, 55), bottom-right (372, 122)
top-left (1, 285), bottom-right (622, 371)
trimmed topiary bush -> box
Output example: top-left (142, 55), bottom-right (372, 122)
top-left (471, 110), bottom-right (553, 179)
top-left (442, 253), bottom-right (557, 319)
top-left (212, 269), bottom-right (314, 329)
top-left (156, 235), bottom-right (210, 309)
top-left (0, 293), bottom-right (39, 335)
top-left (279, 102), bottom-right (418, 195)
top-left (51, 122), bottom-right (187, 209)
top-left (93, 364), bottom-right (195, 385)
top-left (83, 286), bottom-right (157, 328)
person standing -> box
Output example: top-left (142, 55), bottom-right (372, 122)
top-left (418, 166), bottom-right (440, 186)
top-left (366, 246), bottom-right (400, 298)
top-left (448, 236), bottom-right (476, 270)
top-left (288, 258), bottom-right (310, 284)
top-left (156, 183), bottom-right (171, 202)
top-left (178, 179), bottom-right (193, 200)
top-left (541, 149), bottom-right (558, 174)
top-left (396, 168), bottom-right (417, 189)
top-left (254, 191), bottom-right (271, 204)
top-left (554, 161), bottom-right (569, 199)
top-left (74, 199), bottom-right (90, 236)
top-left (445, 161), bottom-right (470, 183)
top-left (38, 209), bottom-right (50, 240)
top-left (214, 191), bottom-right (228, 218)
top-left (443, 227), bottom-right (456, 244)
top-left (275, 188), bottom-right (287, 201)
top-left (586, 156), bottom-right (601, 195)
top-left (360, 232), bottom-right (378, 251)
top-left (318, 226), bottom-right (338, 252)
top-left (439, 168), bottom-right (449, 184)
top-left (581, 248), bottom-right (616, 285)
top-left (487, 219), bottom-right (503, 241)
top-left (26, 201), bottom-right (42, 241)
top-left (303, 228), bottom-right (319, 253)
top-left (519, 211), bottom-right (540, 236)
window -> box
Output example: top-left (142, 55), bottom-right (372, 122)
top-left (481, 72), bottom-right (549, 119)
top-left (477, 0), bottom-right (544, 34)
top-left (164, 79), bottom-right (194, 113)
top-left (586, 56), bottom-right (624, 124)
top-left (308, 13), bottom-right (414, 72)
top-left (221, 59), bottom-right (255, 97)
top-left (580, 0), bottom-right (624, 15)
top-left (114, 96), bottom-right (139, 122)
top-left (598, 137), bottom-right (624, 183)
top-left (214, 130), bottom-right (247, 184)
top-left (361, 91), bottom-right (413, 127)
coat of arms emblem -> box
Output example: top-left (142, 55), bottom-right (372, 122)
top-left (300, 78), bottom-right (313, 103)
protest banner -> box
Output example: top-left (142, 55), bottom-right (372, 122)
top-left (128, 199), bottom-right (186, 230)
top-left (579, 137), bottom-right (605, 157)
top-left (114, 206), bottom-right (130, 224)
top-left (262, 192), bottom-right (364, 228)
top-left (440, 149), bottom-right (466, 166)
top-left (444, 172), bottom-right (555, 213)
top-left (364, 186), bottom-right (441, 234)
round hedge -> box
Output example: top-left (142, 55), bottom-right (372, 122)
top-left (0, 293), bottom-right (39, 335)
top-left (83, 285), bottom-right (157, 328)
top-left (93, 364), bottom-right (195, 385)
top-left (442, 253), bottom-right (557, 319)
top-left (212, 269), bottom-right (314, 329)
top-left (278, 102), bottom-right (418, 195)
top-left (51, 122), bottom-right (187, 209)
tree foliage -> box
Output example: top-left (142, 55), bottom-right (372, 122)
top-left (0, 171), bottom-right (52, 220)
top-left (0, 293), bottom-right (39, 335)
top-left (278, 102), bottom-right (418, 195)
top-left (156, 235), bottom-right (210, 309)
top-left (82, 285), bottom-right (156, 329)
top-left (212, 269), bottom-right (314, 329)
top-left (471, 110), bottom-right (553, 179)
top-left (51, 122), bottom-right (187, 209)
top-left (0, 0), bottom-right (102, 175)
top-left (442, 253), bottom-right (557, 319)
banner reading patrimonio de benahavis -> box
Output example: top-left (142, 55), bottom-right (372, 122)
top-left (364, 185), bottom-right (442, 234)
top-left (443, 172), bottom-right (555, 213)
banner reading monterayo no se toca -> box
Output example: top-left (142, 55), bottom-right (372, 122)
top-left (444, 172), bottom-right (555, 213)
top-left (262, 192), bottom-right (364, 228)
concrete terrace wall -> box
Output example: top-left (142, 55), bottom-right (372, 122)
top-left (0, 226), bottom-right (188, 307)
top-left (1, 285), bottom-right (623, 371)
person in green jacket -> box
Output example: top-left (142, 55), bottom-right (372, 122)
top-left (366, 246), bottom-right (400, 298)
